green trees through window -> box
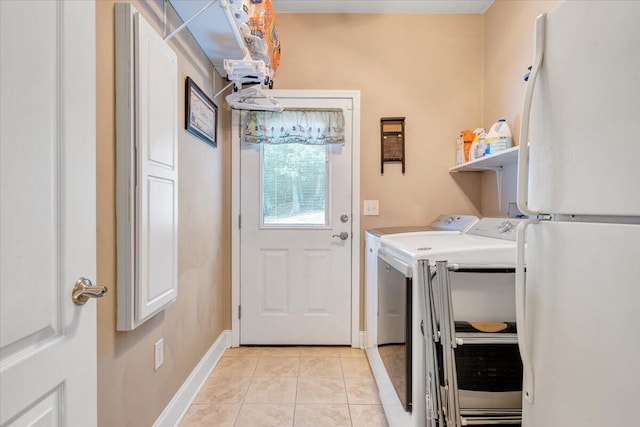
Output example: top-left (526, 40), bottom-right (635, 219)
top-left (262, 143), bottom-right (328, 225)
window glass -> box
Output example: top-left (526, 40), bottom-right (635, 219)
top-left (262, 144), bottom-right (328, 226)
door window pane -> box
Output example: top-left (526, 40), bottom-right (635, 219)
top-left (262, 144), bottom-right (328, 226)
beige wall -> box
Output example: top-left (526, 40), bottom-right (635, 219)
top-left (480, 0), bottom-right (561, 216)
top-left (276, 2), bottom-right (562, 223)
top-left (275, 14), bottom-right (485, 325)
top-left (276, 14), bottom-right (484, 226)
top-left (96, 1), bottom-right (231, 425)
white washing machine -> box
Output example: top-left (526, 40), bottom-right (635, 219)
top-left (367, 214), bottom-right (479, 239)
top-left (372, 218), bottom-right (522, 427)
top-left (365, 214), bottom-right (479, 349)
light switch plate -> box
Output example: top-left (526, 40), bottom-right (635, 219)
top-left (364, 200), bottom-right (379, 216)
top-left (154, 338), bottom-right (164, 371)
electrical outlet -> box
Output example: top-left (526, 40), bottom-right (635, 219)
top-left (363, 200), bottom-right (379, 216)
top-left (154, 338), bottom-right (164, 371)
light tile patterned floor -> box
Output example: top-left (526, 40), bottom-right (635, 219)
top-left (180, 346), bottom-right (389, 427)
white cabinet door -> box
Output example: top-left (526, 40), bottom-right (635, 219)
top-left (527, 1), bottom-right (640, 216)
top-left (0, 1), bottom-right (98, 424)
top-left (522, 221), bottom-right (640, 426)
top-left (240, 95), bottom-right (355, 345)
top-left (115, 4), bottom-right (178, 330)
top-left (134, 10), bottom-right (179, 322)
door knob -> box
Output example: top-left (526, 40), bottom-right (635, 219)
top-left (332, 232), bottom-right (349, 241)
top-left (72, 277), bottom-right (108, 305)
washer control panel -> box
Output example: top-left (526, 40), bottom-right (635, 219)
top-left (466, 218), bottom-right (523, 241)
top-left (429, 214), bottom-right (479, 232)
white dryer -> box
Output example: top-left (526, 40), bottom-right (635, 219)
top-left (373, 218), bottom-right (522, 427)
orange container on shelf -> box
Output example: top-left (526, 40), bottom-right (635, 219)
top-left (462, 129), bottom-right (475, 163)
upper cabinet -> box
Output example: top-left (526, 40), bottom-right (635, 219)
top-left (169, 0), bottom-right (247, 73)
top-left (449, 146), bottom-right (519, 172)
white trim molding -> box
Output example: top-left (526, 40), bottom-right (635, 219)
top-left (153, 330), bottom-right (232, 427)
top-left (231, 90), bottom-right (362, 348)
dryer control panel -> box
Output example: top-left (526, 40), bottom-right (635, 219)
top-left (466, 218), bottom-right (523, 241)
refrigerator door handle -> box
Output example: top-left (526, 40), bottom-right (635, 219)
top-left (516, 219), bottom-right (538, 404)
top-left (517, 13), bottom-right (546, 216)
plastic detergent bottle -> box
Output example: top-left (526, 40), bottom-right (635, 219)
top-left (462, 129), bottom-right (475, 163)
top-left (456, 133), bottom-right (464, 165)
top-left (485, 119), bottom-right (513, 155)
top-left (469, 128), bottom-right (486, 161)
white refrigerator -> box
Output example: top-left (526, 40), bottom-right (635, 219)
top-left (516, 1), bottom-right (640, 426)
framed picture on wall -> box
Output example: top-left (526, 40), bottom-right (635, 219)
top-left (185, 76), bottom-right (217, 147)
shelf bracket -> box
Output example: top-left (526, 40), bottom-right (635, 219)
top-left (214, 81), bottom-right (234, 98)
top-left (488, 166), bottom-right (504, 213)
top-left (164, 0), bottom-right (218, 42)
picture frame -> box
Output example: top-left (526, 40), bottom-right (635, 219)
top-left (185, 76), bottom-right (217, 147)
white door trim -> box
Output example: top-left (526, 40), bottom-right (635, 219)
top-left (231, 89), bottom-right (361, 347)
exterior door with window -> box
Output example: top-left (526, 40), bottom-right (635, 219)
top-left (240, 95), bottom-right (354, 344)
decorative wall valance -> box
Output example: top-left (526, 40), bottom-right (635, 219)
top-left (244, 108), bottom-right (345, 145)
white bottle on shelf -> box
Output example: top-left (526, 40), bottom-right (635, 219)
top-left (485, 119), bottom-right (512, 155)
top-left (456, 133), bottom-right (464, 165)
top-left (469, 128), bottom-right (486, 161)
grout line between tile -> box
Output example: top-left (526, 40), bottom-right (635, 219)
top-left (187, 348), bottom-right (379, 426)
top-left (347, 403), bottom-right (353, 427)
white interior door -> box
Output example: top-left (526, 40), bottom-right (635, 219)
top-left (0, 1), bottom-right (99, 425)
top-left (240, 94), bottom-right (354, 345)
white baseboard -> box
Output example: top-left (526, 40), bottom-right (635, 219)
top-left (153, 330), bottom-right (232, 427)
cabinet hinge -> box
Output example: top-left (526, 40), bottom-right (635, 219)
top-left (238, 305), bottom-right (241, 319)
top-left (238, 214), bottom-right (241, 229)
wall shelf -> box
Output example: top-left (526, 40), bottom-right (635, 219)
top-left (168, 0), bottom-right (247, 74)
top-left (449, 145), bottom-right (519, 172)
top-left (449, 145), bottom-right (520, 212)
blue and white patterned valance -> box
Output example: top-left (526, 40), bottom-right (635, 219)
top-left (244, 108), bottom-right (345, 145)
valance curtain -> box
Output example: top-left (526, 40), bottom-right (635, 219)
top-left (244, 108), bottom-right (345, 145)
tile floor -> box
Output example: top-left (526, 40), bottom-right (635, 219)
top-left (180, 346), bottom-right (389, 427)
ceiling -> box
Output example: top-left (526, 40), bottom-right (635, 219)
top-left (271, 0), bottom-right (495, 14)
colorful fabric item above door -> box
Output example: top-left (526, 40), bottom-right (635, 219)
top-left (244, 108), bottom-right (345, 145)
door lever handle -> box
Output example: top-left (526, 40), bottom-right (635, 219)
top-left (72, 277), bottom-right (108, 305)
top-left (332, 232), bottom-right (349, 241)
